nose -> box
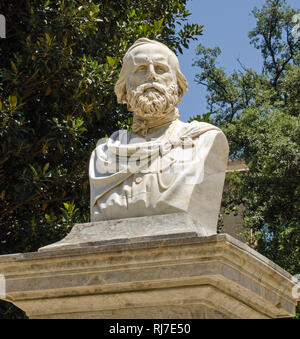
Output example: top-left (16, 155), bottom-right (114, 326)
top-left (147, 64), bottom-right (157, 81)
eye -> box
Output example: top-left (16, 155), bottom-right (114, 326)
top-left (154, 65), bottom-right (167, 74)
top-left (136, 65), bottom-right (147, 72)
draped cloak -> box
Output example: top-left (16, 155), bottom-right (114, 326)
top-left (89, 119), bottom-right (229, 235)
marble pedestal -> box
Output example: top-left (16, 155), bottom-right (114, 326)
top-left (0, 214), bottom-right (298, 319)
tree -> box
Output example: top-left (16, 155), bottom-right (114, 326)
top-left (0, 0), bottom-right (203, 255)
top-left (192, 0), bottom-right (299, 317)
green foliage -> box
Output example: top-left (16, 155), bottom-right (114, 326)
top-left (224, 108), bottom-right (299, 273)
top-left (188, 112), bottom-right (214, 124)
top-left (0, 0), bottom-right (203, 256)
top-left (193, 0), bottom-right (299, 316)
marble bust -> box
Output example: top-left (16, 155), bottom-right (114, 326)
top-left (89, 38), bottom-right (229, 235)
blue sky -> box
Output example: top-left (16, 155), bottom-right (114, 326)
top-left (177, 0), bottom-right (300, 122)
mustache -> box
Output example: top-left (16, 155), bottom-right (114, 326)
top-left (134, 82), bottom-right (166, 95)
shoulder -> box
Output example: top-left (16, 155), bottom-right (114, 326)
top-left (187, 119), bottom-right (220, 131)
top-left (177, 119), bottom-right (222, 139)
top-left (95, 129), bottom-right (129, 148)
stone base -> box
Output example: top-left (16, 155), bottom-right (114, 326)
top-left (0, 219), bottom-right (298, 318)
top-left (38, 213), bottom-right (204, 252)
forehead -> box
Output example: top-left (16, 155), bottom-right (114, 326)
top-left (126, 43), bottom-right (177, 67)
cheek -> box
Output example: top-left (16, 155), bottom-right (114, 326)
top-left (160, 72), bottom-right (176, 85)
top-left (126, 74), bottom-right (145, 89)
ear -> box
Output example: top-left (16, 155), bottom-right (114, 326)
top-left (114, 79), bottom-right (127, 104)
top-left (176, 70), bottom-right (188, 102)
top-left (121, 84), bottom-right (128, 104)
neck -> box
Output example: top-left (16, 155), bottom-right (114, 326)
top-left (132, 107), bottom-right (180, 136)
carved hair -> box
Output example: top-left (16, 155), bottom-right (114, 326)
top-left (114, 38), bottom-right (188, 105)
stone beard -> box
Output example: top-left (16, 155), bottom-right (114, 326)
top-left (89, 38), bottom-right (229, 236)
top-left (126, 81), bottom-right (180, 134)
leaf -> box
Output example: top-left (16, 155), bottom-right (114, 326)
top-left (106, 56), bottom-right (115, 67)
top-left (154, 18), bottom-right (164, 30)
top-left (1, 190), bottom-right (5, 200)
top-left (43, 162), bottom-right (49, 174)
top-left (10, 61), bottom-right (18, 73)
top-left (83, 181), bottom-right (88, 191)
top-left (29, 164), bottom-right (38, 178)
top-left (45, 32), bottom-right (51, 43)
top-left (45, 213), bottom-right (51, 222)
top-left (10, 95), bottom-right (17, 107)
top-left (42, 203), bottom-right (48, 211)
top-left (0, 99), bottom-right (2, 110)
top-left (42, 144), bottom-right (47, 155)
top-left (86, 103), bottom-right (93, 112)
top-left (45, 87), bottom-right (52, 96)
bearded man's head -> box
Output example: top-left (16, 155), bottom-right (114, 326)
top-left (114, 38), bottom-right (188, 122)
top-left (125, 79), bottom-right (180, 119)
